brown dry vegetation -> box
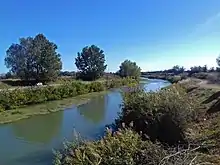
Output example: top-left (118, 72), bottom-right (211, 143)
top-left (180, 79), bottom-right (220, 163)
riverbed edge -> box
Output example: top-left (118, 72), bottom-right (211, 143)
top-left (0, 90), bottom-right (109, 124)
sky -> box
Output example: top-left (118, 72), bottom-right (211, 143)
top-left (1, 0), bottom-right (220, 73)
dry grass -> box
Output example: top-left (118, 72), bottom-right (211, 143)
top-left (179, 79), bottom-right (220, 164)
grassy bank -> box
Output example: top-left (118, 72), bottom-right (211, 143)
top-left (54, 79), bottom-right (220, 165)
top-left (0, 91), bottom-right (108, 124)
top-left (0, 77), bottom-right (137, 111)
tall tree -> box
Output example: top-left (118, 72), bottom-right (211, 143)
top-left (118, 60), bottom-right (141, 78)
top-left (5, 34), bottom-right (62, 81)
top-left (75, 45), bottom-right (107, 80)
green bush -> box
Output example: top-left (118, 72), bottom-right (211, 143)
top-left (53, 128), bottom-right (167, 165)
top-left (167, 76), bottom-right (182, 83)
top-left (89, 82), bottom-right (105, 92)
top-left (54, 128), bottom-right (207, 165)
top-left (53, 84), bottom-right (212, 165)
top-left (0, 78), bottom-right (137, 111)
top-left (117, 84), bottom-right (198, 145)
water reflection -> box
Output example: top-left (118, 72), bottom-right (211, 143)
top-left (77, 95), bottom-right (106, 124)
top-left (0, 79), bottom-right (171, 165)
top-left (67, 92), bottom-right (121, 140)
top-left (12, 112), bottom-right (63, 144)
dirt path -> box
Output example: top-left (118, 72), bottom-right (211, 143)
top-left (180, 78), bottom-right (220, 90)
top-left (197, 79), bottom-right (220, 90)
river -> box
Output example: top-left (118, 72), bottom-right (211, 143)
top-left (0, 78), bottom-right (170, 165)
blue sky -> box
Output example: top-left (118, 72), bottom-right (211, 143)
top-left (1, 0), bottom-right (220, 72)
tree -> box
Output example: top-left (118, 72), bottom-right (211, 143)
top-left (203, 65), bottom-right (208, 72)
top-left (5, 72), bottom-right (13, 79)
top-left (75, 45), bottom-right (107, 80)
top-left (190, 66), bottom-right (202, 74)
top-left (217, 55), bottom-right (220, 67)
top-left (209, 67), bottom-right (215, 72)
top-left (60, 71), bottom-right (76, 77)
top-left (172, 65), bottom-right (185, 74)
top-left (5, 34), bottom-right (62, 82)
top-left (216, 67), bottom-right (220, 72)
top-left (118, 60), bottom-right (141, 78)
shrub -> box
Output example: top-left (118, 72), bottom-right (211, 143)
top-left (54, 128), bottom-right (208, 165)
top-left (206, 73), bottom-right (220, 84)
top-left (179, 72), bottom-right (188, 80)
top-left (167, 76), bottom-right (182, 83)
top-left (117, 84), bottom-right (197, 145)
top-left (192, 72), bottom-right (209, 79)
top-left (53, 128), bottom-right (167, 165)
top-left (53, 83), bottom-right (212, 165)
top-left (89, 82), bottom-right (105, 92)
top-left (0, 77), bottom-right (137, 111)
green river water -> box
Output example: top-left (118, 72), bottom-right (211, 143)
top-left (0, 78), bottom-right (170, 165)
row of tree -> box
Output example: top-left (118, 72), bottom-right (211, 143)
top-left (143, 64), bottom-right (220, 76)
top-left (4, 34), bottom-right (141, 81)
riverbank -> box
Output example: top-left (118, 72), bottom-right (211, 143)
top-left (0, 77), bottom-right (137, 111)
top-left (142, 74), bottom-right (183, 83)
top-left (178, 78), bottom-right (220, 163)
top-left (0, 91), bottom-right (108, 124)
top-left (54, 78), bottom-right (220, 164)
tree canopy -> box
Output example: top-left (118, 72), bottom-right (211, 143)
top-left (172, 65), bottom-right (185, 74)
top-left (118, 60), bottom-right (141, 78)
top-left (189, 65), bottom-right (208, 74)
top-left (75, 45), bottom-right (107, 80)
top-left (60, 71), bottom-right (76, 77)
top-left (4, 34), bottom-right (62, 82)
top-left (216, 55), bottom-right (220, 67)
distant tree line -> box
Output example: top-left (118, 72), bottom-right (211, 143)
top-left (59, 71), bottom-right (76, 77)
top-left (3, 33), bottom-right (141, 82)
top-left (142, 64), bottom-right (220, 76)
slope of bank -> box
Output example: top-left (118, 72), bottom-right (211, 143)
top-left (54, 78), bottom-right (220, 164)
top-left (0, 91), bottom-right (108, 124)
top-left (179, 78), bottom-right (220, 162)
top-left (0, 78), bottom-right (138, 124)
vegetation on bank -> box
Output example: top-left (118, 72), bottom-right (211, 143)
top-left (142, 57), bottom-right (220, 84)
top-left (0, 91), bottom-right (108, 124)
top-left (54, 80), bottom-right (220, 164)
top-left (2, 32), bottom-right (220, 164)
top-left (0, 78), bottom-right (138, 111)
top-left (117, 84), bottom-right (197, 145)
top-left (0, 33), bottom-right (142, 125)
